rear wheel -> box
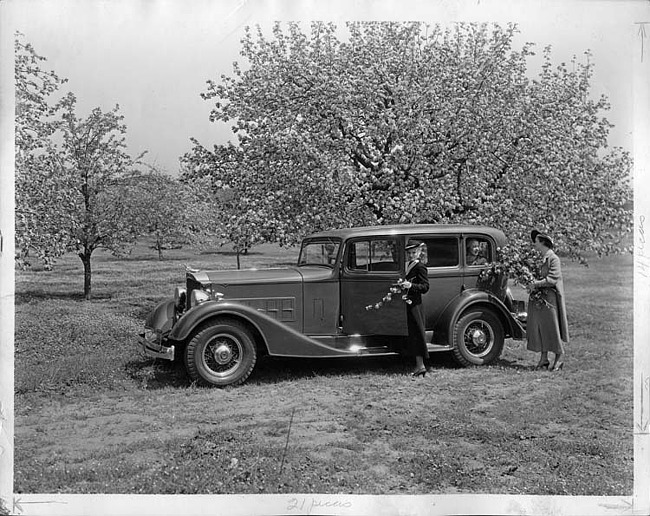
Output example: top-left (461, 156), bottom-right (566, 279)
top-left (185, 318), bottom-right (257, 386)
top-left (452, 309), bottom-right (504, 366)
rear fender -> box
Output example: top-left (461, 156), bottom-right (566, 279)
top-left (435, 289), bottom-right (526, 344)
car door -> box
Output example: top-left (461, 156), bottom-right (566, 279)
top-left (340, 236), bottom-right (408, 336)
top-left (405, 234), bottom-right (464, 329)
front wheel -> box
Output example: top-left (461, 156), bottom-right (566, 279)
top-left (452, 309), bottom-right (504, 366)
top-left (185, 318), bottom-right (257, 386)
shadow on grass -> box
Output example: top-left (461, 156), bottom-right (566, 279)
top-left (110, 254), bottom-right (184, 263)
top-left (125, 352), bottom-right (479, 389)
top-left (124, 355), bottom-right (414, 389)
top-left (249, 355), bottom-right (409, 384)
top-left (199, 250), bottom-right (263, 257)
top-left (124, 358), bottom-right (191, 389)
top-left (126, 349), bottom-right (536, 390)
top-left (493, 357), bottom-right (537, 371)
top-left (15, 291), bottom-right (112, 304)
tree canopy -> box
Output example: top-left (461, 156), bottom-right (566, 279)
top-left (15, 33), bottom-right (69, 267)
top-left (15, 34), bottom-right (146, 298)
top-left (15, 35), bottom-right (221, 297)
top-left (129, 166), bottom-right (220, 260)
top-left (183, 21), bottom-right (632, 262)
top-left (52, 94), bottom-right (146, 298)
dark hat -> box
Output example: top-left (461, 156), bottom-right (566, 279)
top-left (406, 241), bottom-right (424, 250)
top-left (531, 229), bottom-right (554, 248)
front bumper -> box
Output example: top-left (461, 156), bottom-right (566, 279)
top-left (138, 330), bottom-right (175, 361)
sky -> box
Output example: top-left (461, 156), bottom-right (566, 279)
top-left (2, 0), bottom-right (649, 174)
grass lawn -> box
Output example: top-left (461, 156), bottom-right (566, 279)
top-left (12, 241), bottom-right (633, 495)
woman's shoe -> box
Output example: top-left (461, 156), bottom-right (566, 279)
top-left (410, 367), bottom-right (427, 378)
top-left (535, 361), bottom-right (550, 370)
top-left (551, 361), bottom-right (564, 372)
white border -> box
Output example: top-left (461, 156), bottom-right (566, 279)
top-left (1, 1), bottom-right (648, 515)
top-left (632, 12), bottom-right (650, 515)
top-left (0, 0), bottom-right (16, 507)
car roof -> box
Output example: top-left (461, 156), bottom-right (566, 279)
top-left (306, 224), bottom-right (507, 245)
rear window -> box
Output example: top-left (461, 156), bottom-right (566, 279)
top-left (412, 237), bottom-right (459, 268)
top-left (464, 237), bottom-right (492, 266)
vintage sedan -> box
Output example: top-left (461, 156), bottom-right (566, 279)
top-left (139, 224), bottom-right (526, 386)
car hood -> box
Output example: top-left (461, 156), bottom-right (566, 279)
top-left (189, 267), bottom-right (304, 287)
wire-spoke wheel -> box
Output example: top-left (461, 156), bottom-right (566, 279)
top-left (185, 318), bottom-right (257, 386)
top-left (452, 309), bottom-right (504, 366)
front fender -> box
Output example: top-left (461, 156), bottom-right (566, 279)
top-left (145, 298), bottom-right (176, 334)
top-left (168, 300), bottom-right (355, 358)
top-left (436, 289), bottom-right (526, 344)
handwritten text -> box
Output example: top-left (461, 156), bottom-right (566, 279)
top-left (287, 497), bottom-right (353, 513)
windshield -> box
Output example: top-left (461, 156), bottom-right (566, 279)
top-left (297, 238), bottom-right (341, 267)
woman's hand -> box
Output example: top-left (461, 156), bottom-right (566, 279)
top-left (400, 280), bottom-right (412, 289)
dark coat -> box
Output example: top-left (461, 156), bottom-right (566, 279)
top-left (404, 260), bottom-right (429, 358)
top-left (404, 260), bottom-right (429, 305)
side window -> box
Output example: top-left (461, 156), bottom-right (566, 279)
top-left (465, 237), bottom-right (491, 266)
top-left (349, 241), bottom-right (370, 269)
top-left (416, 237), bottom-right (459, 268)
top-left (348, 238), bottom-right (399, 272)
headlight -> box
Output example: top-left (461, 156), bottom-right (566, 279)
top-left (143, 328), bottom-right (163, 344)
top-left (174, 287), bottom-right (187, 311)
top-left (190, 289), bottom-right (211, 306)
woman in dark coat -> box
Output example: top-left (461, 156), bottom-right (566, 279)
top-left (527, 230), bottom-right (569, 371)
top-left (401, 241), bottom-right (430, 377)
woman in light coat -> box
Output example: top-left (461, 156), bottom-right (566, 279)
top-left (527, 230), bottom-right (569, 371)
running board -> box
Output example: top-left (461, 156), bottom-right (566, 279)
top-left (427, 343), bottom-right (454, 353)
top-left (343, 344), bottom-right (453, 355)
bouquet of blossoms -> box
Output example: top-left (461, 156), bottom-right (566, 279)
top-left (365, 278), bottom-right (412, 311)
top-left (477, 245), bottom-right (551, 308)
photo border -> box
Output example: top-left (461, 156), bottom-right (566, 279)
top-left (1, 0), bottom-right (648, 514)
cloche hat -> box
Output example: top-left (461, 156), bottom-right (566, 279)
top-left (530, 229), bottom-right (554, 249)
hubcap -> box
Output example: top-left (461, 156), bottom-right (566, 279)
top-left (203, 333), bottom-right (243, 377)
top-left (213, 343), bottom-right (234, 365)
top-left (470, 328), bottom-right (487, 346)
top-left (464, 320), bottom-right (494, 357)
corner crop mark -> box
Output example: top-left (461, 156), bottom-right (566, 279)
top-left (12, 498), bottom-right (68, 515)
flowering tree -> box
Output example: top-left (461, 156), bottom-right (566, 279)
top-left (49, 94), bottom-right (147, 299)
top-left (15, 33), bottom-right (69, 267)
top-left (183, 21), bottom-right (631, 267)
top-left (128, 167), bottom-right (219, 260)
top-left (15, 36), bottom-right (151, 298)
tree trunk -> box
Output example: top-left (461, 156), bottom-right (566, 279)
top-left (236, 249), bottom-right (241, 270)
top-left (156, 238), bottom-right (164, 261)
top-left (80, 251), bottom-right (92, 300)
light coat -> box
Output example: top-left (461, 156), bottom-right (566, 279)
top-left (526, 249), bottom-right (569, 353)
top-left (535, 249), bottom-right (569, 342)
